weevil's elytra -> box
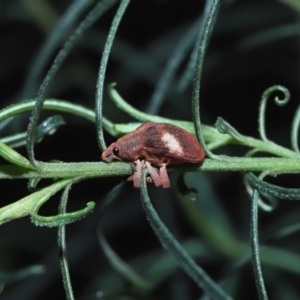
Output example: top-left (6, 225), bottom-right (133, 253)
top-left (101, 122), bottom-right (205, 188)
top-left (161, 132), bottom-right (183, 155)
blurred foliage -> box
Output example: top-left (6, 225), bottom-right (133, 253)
top-left (0, 0), bottom-right (300, 299)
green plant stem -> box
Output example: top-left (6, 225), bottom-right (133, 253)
top-left (0, 157), bottom-right (300, 180)
top-left (2, 157), bottom-right (300, 225)
top-left (200, 157), bottom-right (300, 172)
top-left (0, 162), bottom-right (132, 179)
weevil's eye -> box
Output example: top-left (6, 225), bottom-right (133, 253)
top-left (113, 147), bottom-right (119, 156)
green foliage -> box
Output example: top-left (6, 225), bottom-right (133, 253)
top-left (1, 0), bottom-right (300, 299)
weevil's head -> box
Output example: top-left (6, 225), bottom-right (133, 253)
top-left (101, 142), bottom-right (122, 162)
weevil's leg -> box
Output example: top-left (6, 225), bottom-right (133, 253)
top-left (133, 159), bottom-right (144, 188)
top-left (158, 163), bottom-right (170, 188)
top-left (126, 162), bottom-right (136, 182)
top-left (145, 161), bottom-right (165, 187)
top-left (126, 174), bottom-right (134, 182)
top-left (127, 159), bottom-right (146, 188)
top-left (146, 176), bottom-right (154, 184)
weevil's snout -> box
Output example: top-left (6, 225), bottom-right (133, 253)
top-left (101, 148), bottom-right (113, 162)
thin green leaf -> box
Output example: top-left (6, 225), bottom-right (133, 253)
top-left (146, 19), bottom-right (199, 114)
top-left (268, 223), bottom-right (300, 243)
top-left (244, 174), bottom-right (277, 212)
top-left (97, 182), bottom-right (126, 214)
top-left (26, 0), bottom-right (118, 164)
top-left (95, 0), bottom-right (131, 151)
top-left (95, 182), bottom-right (151, 290)
top-left (0, 179), bottom-right (72, 225)
top-left (177, 172), bottom-right (244, 258)
top-left (1, 115), bottom-right (65, 149)
top-left (107, 83), bottom-right (198, 132)
top-left (178, 1), bottom-right (212, 92)
top-left (214, 117), bottom-right (299, 159)
top-left (192, 0), bottom-right (220, 159)
top-left (2, 115), bottom-right (65, 149)
top-left (238, 23), bottom-right (300, 51)
top-left (144, 238), bottom-right (210, 287)
top-left (1, 132), bottom-right (30, 149)
top-left (246, 172), bottom-right (300, 200)
top-left (58, 183), bottom-right (75, 300)
top-left (97, 229), bottom-right (152, 290)
top-left (0, 99), bottom-right (93, 122)
top-left (0, 99), bottom-right (115, 136)
top-left (140, 169), bottom-right (232, 299)
top-left (31, 194), bottom-right (95, 227)
top-left (260, 246), bottom-right (300, 275)
top-left (291, 104), bottom-right (300, 153)
top-left (0, 141), bottom-right (35, 170)
top-left (250, 188), bottom-right (268, 300)
top-left (0, 265), bottom-right (45, 283)
top-left (279, 0), bottom-right (300, 13)
top-left (21, 0), bottom-right (96, 98)
top-left (0, 118), bottom-right (13, 131)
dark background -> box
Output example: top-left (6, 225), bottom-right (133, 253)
top-left (0, 0), bottom-right (300, 299)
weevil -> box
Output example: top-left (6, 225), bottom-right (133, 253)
top-left (101, 122), bottom-right (205, 188)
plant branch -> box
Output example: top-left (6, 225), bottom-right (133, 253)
top-left (0, 157), bottom-right (300, 180)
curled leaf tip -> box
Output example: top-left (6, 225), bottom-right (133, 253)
top-left (215, 117), bottom-right (243, 142)
top-left (177, 174), bottom-right (199, 201)
top-left (31, 201), bottom-right (95, 227)
top-left (108, 82), bottom-right (117, 89)
top-left (267, 85), bottom-right (290, 106)
top-left (215, 117), bottom-right (227, 134)
top-left (259, 85), bottom-right (290, 141)
top-left (35, 115), bottom-right (65, 143)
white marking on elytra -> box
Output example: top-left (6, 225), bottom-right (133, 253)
top-left (161, 132), bottom-right (183, 154)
